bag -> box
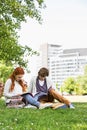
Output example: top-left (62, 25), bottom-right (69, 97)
top-left (6, 96), bottom-right (25, 108)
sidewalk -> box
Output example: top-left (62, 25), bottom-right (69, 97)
top-left (64, 95), bottom-right (87, 102)
top-left (1, 95), bottom-right (87, 103)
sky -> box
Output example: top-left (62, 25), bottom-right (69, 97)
top-left (18, 0), bottom-right (87, 51)
top-left (18, 0), bottom-right (87, 81)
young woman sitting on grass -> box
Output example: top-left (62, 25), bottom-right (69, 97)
top-left (3, 67), bottom-right (52, 109)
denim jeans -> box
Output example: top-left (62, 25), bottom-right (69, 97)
top-left (23, 94), bottom-right (40, 108)
top-left (22, 92), bottom-right (47, 108)
top-left (34, 92), bottom-right (47, 100)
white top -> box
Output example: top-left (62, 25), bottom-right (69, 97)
top-left (38, 80), bottom-right (44, 86)
top-left (3, 79), bottom-right (24, 103)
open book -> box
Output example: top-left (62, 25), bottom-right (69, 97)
top-left (21, 92), bottom-right (47, 97)
top-left (21, 92), bottom-right (33, 97)
top-left (12, 92), bottom-right (32, 98)
top-left (12, 92), bottom-right (47, 98)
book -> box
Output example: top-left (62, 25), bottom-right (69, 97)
top-left (21, 92), bottom-right (33, 97)
top-left (12, 92), bottom-right (32, 98)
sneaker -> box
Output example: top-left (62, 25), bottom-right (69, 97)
top-left (69, 104), bottom-right (75, 109)
top-left (53, 104), bottom-right (68, 109)
top-left (39, 103), bottom-right (53, 109)
top-left (24, 104), bottom-right (37, 109)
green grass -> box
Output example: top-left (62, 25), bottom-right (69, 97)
top-left (0, 99), bottom-right (87, 130)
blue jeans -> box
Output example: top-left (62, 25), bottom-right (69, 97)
top-left (22, 92), bottom-right (47, 108)
top-left (34, 92), bottom-right (47, 100)
top-left (23, 94), bottom-right (40, 108)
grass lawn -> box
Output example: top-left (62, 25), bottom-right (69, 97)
top-left (0, 98), bottom-right (87, 130)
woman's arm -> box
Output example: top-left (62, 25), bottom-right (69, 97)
top-left (3, 79), bottom-right (15, 97)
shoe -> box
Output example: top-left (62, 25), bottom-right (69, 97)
top-left (53, 104), bottom-right (68, 109)
top-left (39, 103), bottom-right (53, 109)
top-left (69, 104), bottom-right (75, 109)
top-left (24, 104), bottom-right (37, 109)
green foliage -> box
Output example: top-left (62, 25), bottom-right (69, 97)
top-left (0, 99), bottom-right (87, 130)
top-left (61, 65), bottom-right (87, 95)
top-left (84, 65), bottom-right (87, 76)
top-left (61, 77), bottom-right (77, 94)
top-left (76, 76), bottom-right (87, 95)
top-left (0, 61), bottom-right (13, 83)
top-left (0, 0), bottom-right (45, 67)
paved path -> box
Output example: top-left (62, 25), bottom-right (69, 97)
top-left (64, 95), bottom-right (87, 102)
top-left (1, 95), bottom-right (87, 103)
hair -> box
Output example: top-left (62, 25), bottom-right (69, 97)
top-left (38, 67), bottom-right (49, 77)
top-left (9, 67), bottom-right (27, 92)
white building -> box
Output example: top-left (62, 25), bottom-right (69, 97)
top-left (39, 43), bottom-right (87, 88)
top-left (39, 43), bottom-right (63, 67)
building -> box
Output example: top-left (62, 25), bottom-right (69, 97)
top-left (39, 43), bottom-right (87, 88)
top-left (39, 43), bottom-right (63, 67)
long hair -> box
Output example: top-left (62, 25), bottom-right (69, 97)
top-left (9, 67), bottom-right (27, 92)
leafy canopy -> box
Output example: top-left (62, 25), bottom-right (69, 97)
top-left (0, 0), bottom-right (45, 67)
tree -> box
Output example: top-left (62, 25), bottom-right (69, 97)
top-left (84, 65), bottom-right (87, 76)
top-left (0, 61), bottom-right (14, 83)
top-left (61, 77), bottom-right (77, 95)
top-left (0, 0), bottom-right (45, 67)
top-left (76, 76), bottom-right (87, 95)
top-left (61, 65), bottom-right (87, 95)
